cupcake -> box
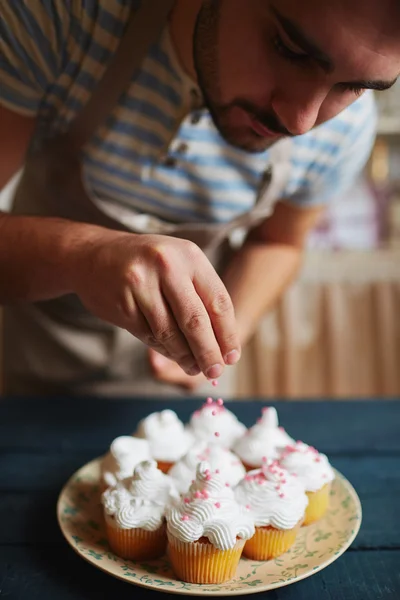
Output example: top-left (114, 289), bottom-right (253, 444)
top-left (233, 407), bottom-right (294, 470)
top-left (102, 460), bottom-right (179, 560)
top-left (135, 410), bottom-right (194, 473)
top-left (235, 461), bottom-right (308, 560)
top-left (168, 441), bottom-right (246, 494)
top-left (188, 398), bottom-right (246, 449)
top-left (101, 436), bottom-right (151, 488)
top-left (279, 441), bottom-right (335, 525)
top-left (166, 461), bottom-right (255, 583)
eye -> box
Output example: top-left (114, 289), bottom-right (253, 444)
top-left (273, 34), bottom-right (309, 62)
top-left (338, 84), bottom-right (365, 97)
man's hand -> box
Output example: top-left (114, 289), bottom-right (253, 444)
top-left (72, 230), bottom-right (241, 379)
top-left (148, 348), bottom-right (206, 390)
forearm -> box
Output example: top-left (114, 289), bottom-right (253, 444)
top-left (0, 212), bottom-right (100, 304)
top-left (222, 239), bottom-right (302, 346)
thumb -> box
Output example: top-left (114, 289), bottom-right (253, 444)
top-left (149, 349), bottom-right (170, 369)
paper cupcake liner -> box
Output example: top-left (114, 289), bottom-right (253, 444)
top-left (303, 482), bottom-right (332, 525)
top-left (156, 460), bottom-right (174, 474)
top-left (167, 532), bottom-right (245, 584)
top-left (105, 515), bottom-right (167, 560)
top-left (243, 522), bottom-right (301, 560)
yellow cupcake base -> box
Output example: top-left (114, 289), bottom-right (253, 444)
top-left (105, 516), bottom-right (167, 560)
top-left (304, 483), bottom-right (332, 526)
top-left (243, 523), bottom-right (301, 561)
top-left (167, 533), bottom-right (245, 584)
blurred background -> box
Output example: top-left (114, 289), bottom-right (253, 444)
top-left (1, 86), bottom-right (399, 399)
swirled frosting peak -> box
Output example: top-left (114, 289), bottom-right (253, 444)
top-left (235, 460), bottom-right (308, 530)
top-left (168, 441), bottom-right (246, 494)
top-left (166, 461), bottom-right (255, 550)
top-left (102, 460), bottom-right (179, 531)
top-left (101, 436), bottom-right (151, 487)
top-left (135, 410), bottom-right (193, 462)
top-left (188, 398), bottom-right (246, 449)
top-left (233, 407), bottom-right (294, 466)
top-left (279, 441), bottom-right (335, 492)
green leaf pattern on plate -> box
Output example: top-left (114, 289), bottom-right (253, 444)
top-left (57, 459), bottom-right (361, 596)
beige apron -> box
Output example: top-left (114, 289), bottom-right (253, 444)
top-left (2, 0), bottom-right (292, 397)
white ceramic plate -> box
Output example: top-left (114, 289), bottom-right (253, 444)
top-left (57, 458), bottom-right (361, 596)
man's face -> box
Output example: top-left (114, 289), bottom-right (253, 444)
top-left (193, 0), bottom-right (400, 152)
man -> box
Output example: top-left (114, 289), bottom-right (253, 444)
top-left (0, 0), bottom-right (398, 396)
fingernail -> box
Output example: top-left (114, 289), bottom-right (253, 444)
top-left (186, 365), bottom-right (201, 376)
top-left (225, 349), bottom-right (240, 365)
top-left (206, 364), bottom-right (223, 380)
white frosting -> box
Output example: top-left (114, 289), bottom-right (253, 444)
top-left (168, 441), bottom-right (246, 494)
top-left (135, 410), bottom-right (194, 462)
top-left (102, 460), bottom-right (179, 531)
top-left (233, 407), bottom-right (294, 466)
top-left (235, 462), bottom-right (308, 530)
top-left (101, 436), bottom-right (152, 487)
top-left (279, 441), bottom-right (335, 492)
top-left (188, 398), bottom-right (246, 449)
top-left (166, 461), bottom-right (255, 550)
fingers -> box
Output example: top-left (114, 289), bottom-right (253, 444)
top-left (116, 287), bottom-right (173, 362)
top-left (135, 282), bottom-right (201, 376)
top-left (112, 237), bottom-right (240, 381)
top-left (162, 276), bottom-right (226, 380)
top-left (193, 263), bottom-right (241, 367)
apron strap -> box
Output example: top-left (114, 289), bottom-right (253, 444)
top-left (64, 0), bottom-right (176, 152)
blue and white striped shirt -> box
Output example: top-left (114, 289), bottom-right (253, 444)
top-left (0, 0), bottom-right (377, 224)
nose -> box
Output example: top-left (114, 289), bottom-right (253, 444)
top-left (271, 85), bottom-right (327, 136)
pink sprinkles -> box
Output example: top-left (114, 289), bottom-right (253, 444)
top-left (214, 431), bottom-right (220, 438)
top-left (215, 502), bottom-right (221, 508)
top-left (212, 380), bottom-right (218, 387)
top-left (181, 515), bottom-right (190, 521)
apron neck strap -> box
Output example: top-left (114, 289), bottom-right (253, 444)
top-left (64, 0), bottom-right (176, 152)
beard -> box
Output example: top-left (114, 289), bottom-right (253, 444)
top-left (193, 1), bottom-right (290, 153)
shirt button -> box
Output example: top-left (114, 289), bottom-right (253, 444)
top-left (176, 142), bottom-right (189, 154)
top-left (163, 156), bottom-right (177, 168)
top-left (262, 165), bottom-right (273, 182)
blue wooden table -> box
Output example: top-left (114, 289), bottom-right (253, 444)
top-left (0, 397), bottom-right (399, 599)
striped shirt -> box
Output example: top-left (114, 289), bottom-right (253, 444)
top-left (0, 0), bottom-right (377, 225)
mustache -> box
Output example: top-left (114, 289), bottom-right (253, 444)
top-left (234, 99), bottom-right (292, 137)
